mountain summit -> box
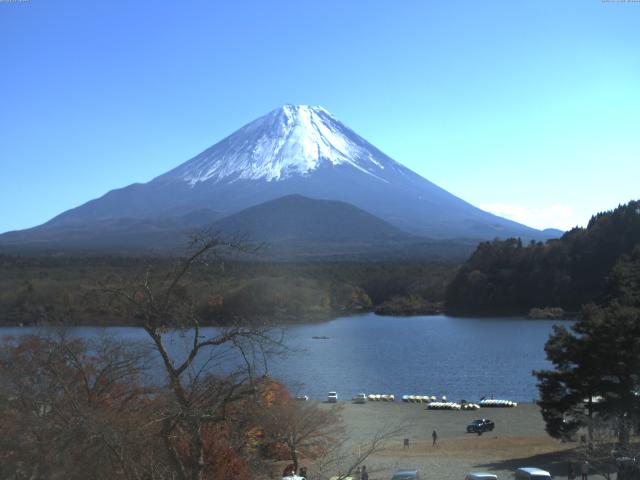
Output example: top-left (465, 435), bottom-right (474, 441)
top-left (0, 105), bottom-right (558, 253)
top-left (163, 105), bottom-right (395, 185)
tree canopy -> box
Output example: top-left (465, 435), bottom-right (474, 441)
top-left (534, 246), bottom-right (640, 453)
top-left (446, 200), bottom-right (640, 315)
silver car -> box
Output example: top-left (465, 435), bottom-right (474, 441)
top-left (391, 469), bottom-right (420, 479)
top-left (352, 393), bottom-right (367, 404)
top-left (465, 473), bottom-right (498, 480)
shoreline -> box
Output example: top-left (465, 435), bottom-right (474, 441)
top-left (0, 309), bottom-right (564, 329)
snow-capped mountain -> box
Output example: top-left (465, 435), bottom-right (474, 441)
top-left (0, 104), bottom-right (559, 254)
top-left (166, 105), bottom-right (393, 185)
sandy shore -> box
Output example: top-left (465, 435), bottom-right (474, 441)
top-left (316, 401), bottom-right (588, 480)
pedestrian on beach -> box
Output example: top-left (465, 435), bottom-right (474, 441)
top-left (432, 429), bottom-right (438, 446)
top-left (361, 465), bottom-right (369, 480)
top-left (581, 460), bottom-right (589, 480)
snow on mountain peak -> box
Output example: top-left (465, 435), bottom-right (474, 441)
top-left (169, 104), bottom-right (391, 185)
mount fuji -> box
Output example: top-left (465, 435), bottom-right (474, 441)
top-left (0, 105), bottom-right (557, 255)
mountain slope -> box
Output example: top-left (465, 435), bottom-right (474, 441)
top-left (0, 105), bottom-right (558, 253)
top-left (211, 194), bottom-right (408, 242)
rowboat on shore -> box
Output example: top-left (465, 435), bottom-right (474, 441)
top-left (479, 399), bottom-right (517, 408)
top-left (427, 401), bottom-right (461, 410)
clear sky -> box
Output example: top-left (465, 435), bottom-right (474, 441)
top-left (1, 0), bottom-right (638, 233)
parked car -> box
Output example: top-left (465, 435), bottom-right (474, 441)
top-left (328, 391), bottom-right (338, 403)
top-left (390, 469), bottom-right (420, 479)
top-left (465, 473), bottom-right (498, 480)
top-left (353, 393), bottom-right (367, 404)
top-left (514, 467), bottom-right (552, 479)
top-left (466, 418), bottom-right (495, 435)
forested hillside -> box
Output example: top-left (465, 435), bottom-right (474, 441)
top-left (0, 256), bottom-right (456, 325)
top-left (445, 200), bottom-right (640, 315)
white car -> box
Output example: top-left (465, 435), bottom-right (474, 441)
top-left (353, 393), bottom-right (367, 404)
top-left (514, 467), bottom-right (552, 479)
top-left (327, 391), bottom-right (338, 403)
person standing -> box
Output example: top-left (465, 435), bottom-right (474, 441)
top-left (361, 465), bottom-right (369, 480)
top-left (580, 460), bottom-right (589, 480)
top-left (432, 429), bottom-right (438, 446)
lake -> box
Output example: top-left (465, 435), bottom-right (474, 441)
top-left (0, 313), bottom-right (572, 402)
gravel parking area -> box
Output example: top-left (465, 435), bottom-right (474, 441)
top-left (315, 401), bottom-right (587, 480)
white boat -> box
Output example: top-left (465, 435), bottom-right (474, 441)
top-left (479, 398), bottom-right (517, 408)
top-left (427, 401), bottom-right (461, 410)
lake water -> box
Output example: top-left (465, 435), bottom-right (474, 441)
top-left (0, 313), bottom-right (572, 402)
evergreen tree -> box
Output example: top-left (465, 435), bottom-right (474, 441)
top-left (535, 301), bottom-right (640, 444)
top-left (446, 200), bottom-right (640, 314)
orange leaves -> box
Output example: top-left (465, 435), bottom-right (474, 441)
top-left (258, 377), bottom-right (292, 408)
top-left (201, 425), bottom-right (250, 480)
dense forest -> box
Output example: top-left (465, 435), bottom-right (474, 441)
top-left (6, 201), bottom-right (638, 324)
top-left (445, 200), bottom-right (640, 315)
top-left (0, 255), bottom-right (457, 326)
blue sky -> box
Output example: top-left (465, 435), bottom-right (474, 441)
top-left (1, 0), bottom-right (638, 233)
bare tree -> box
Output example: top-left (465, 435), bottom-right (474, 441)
top-left (259, 400), bottom-right (344, 473)
top-left (104, 234), bottom-right (285, 480)
top-left (311, 423), bottom-right (406, 480)
top-left (0, 333), bottom-right (160, 480)
top-left (573, 416), bottom-right (640, 480)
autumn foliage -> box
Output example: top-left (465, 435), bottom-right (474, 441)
top-left (0, 335), bottom-right (309, 480)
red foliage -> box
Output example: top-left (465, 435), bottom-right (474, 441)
top-left (202, 425), bottom-right (250, 480)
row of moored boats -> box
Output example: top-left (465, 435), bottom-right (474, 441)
top-left (315, 391), bottom-right (519, 408)
top-left (479, 399), bottom-right (518, 408)
top-left (367, 395), bottom-right (518, 409)
top-left (427, 401), bottom-right (480, 410)
top-left (367, 394), bottom-right (395, 401)
top-left (402, 395), bottom-right (445, 403)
